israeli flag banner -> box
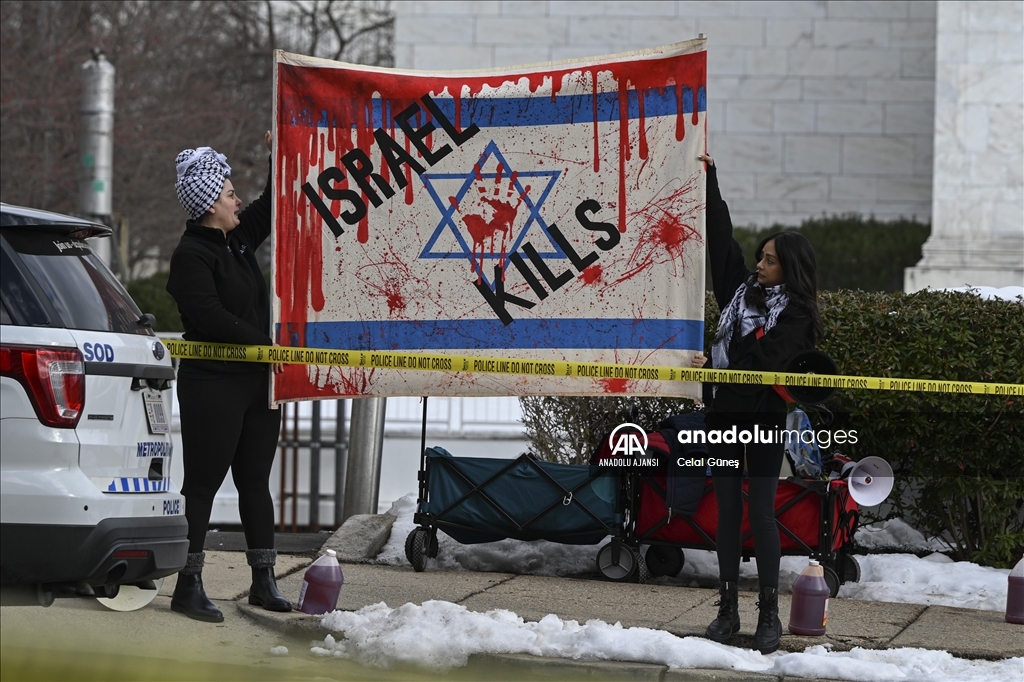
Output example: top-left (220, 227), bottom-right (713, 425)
top-left (272, 39), bottom-right (707, 401)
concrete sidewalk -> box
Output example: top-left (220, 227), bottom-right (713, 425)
top-left (187, 516), bottom-right (1021, 681)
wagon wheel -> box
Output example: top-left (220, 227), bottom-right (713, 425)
top-left (426, 529), bottom-right (439, 558)
top-left (645, 546), bottom-right (684, 578)
top-left (404, 528), bottom-right (416, 564)
top-left (823, 565), bottom-right (841, 598)
top-left (636, 551), bottom-right (651, 584)
top-left (596, 542), bottom-right (637, 582)
top-left (406, 528), bottom-right (430, 572)
top-left (840, 553), bottom-right (861, 584)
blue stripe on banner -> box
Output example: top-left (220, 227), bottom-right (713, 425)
top-left (121, 478), bottom-right (129, 491)
top-left (284, 86), bottom-right (706, 130)
top-left (295, 318), bottom-right (703, 352)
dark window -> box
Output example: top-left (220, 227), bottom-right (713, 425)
top-left (2, 229), bottom-right (150, 335)
top-left (0, 243), bottom-right (50, 326)
top-left (0, 300), bottom-right (13, 325)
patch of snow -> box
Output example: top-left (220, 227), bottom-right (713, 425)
top-left (312, 601), bottom-right (1021, 681)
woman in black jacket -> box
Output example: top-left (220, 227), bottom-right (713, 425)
top-left (700, 154), bottom-right (823, 653)
top-left (166, 133), bottom-right (291, 622)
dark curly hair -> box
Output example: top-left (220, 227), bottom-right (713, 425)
top-left (743, 231), bottom-right (824, 341)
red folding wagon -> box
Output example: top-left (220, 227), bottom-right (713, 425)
top-left (631, 473), bottom-right (861, 596)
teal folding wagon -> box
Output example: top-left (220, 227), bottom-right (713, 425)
top-left (405, 447), bottom-right (625, 572)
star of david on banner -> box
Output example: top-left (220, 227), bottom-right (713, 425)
top-left (419, 141), bottom-right (563, 290)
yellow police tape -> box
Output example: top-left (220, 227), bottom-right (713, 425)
top-left (163, 340), bottom-right (1024, 396)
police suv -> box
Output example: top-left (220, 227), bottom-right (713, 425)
top-left (0, 203), bottom-right (187, 608)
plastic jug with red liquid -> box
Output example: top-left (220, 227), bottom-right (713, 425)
top-left (788, 560), bottom-right (830, 636)
top-left (1007, 556), bottom-right (1024, 625)
top-left (297, 549), bottom-right (344, 615)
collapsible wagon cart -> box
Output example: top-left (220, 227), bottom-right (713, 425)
top-left (634, 473), bottom-right (861, 596)
top-left (405, 447), bottom-right (629, 573)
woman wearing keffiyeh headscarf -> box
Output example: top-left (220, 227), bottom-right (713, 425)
top-left (165, 132), bottom-right (292, 622)
top-left (698, 153), bottom-right (824, 654)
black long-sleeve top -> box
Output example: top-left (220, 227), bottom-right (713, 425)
top-left (166, 168), bottom-right (272, 379)
top-left (705, 165), bottom-right (815, 427)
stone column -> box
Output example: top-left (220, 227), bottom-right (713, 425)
top-left (906, 1), bottom-right (1024, 291)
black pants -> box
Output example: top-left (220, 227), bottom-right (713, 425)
top-left (708, 431), bottom-right (785, 588)
top-left (177, 371), bottom-right (281, 554)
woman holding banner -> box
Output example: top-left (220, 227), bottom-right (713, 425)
top-left (166, 132), bottom-right (291, 622)
top-left (699, 153), bottom-right (823, 653)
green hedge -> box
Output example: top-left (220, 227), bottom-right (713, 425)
top-left (125, 271), bottom-right (183, 333)
top-left (520, 289), bottom-right (1024, 567)
top-left (733, 215), bottom-right (930, 292)
top-left (819, 289), bottom-right (1024, 568)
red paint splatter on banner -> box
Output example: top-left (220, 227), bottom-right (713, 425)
top-left (617, 78), bottom-right (630, 233)
top-left (385, 291), bottom-right (405, 313)
top-left (404, 129), bottom-right (415, 205)
top-left (580, 265), bottom-right (603, 285)
top-left (608, 172), bottom-right (704, 287)
top-left (637, 91), bottom-right (648, 161)
top-left (355, 244), bottom-right (419, 319)
top-left (462, 196), bottom-right (520, 279)
top-left (592, 73), bottom-right (601, 173)
top-left (599, 378), bottom-right (631, 393)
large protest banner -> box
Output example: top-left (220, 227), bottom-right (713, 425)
top-left (271, 39), bottom-right (707, 403)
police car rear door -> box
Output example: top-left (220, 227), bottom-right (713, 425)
top-left (3, 228), bottom-right (178, 500)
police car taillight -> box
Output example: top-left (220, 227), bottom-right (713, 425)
top-left (0, 345), bottom-right (85, 428)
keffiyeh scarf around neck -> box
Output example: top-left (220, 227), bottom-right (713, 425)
top-left (174, 147), bottom-right (232, 220)
top-left (711, 280), bottom-right (789, 370)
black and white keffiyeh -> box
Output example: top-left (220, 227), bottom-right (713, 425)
top-left (711, 281), bottom-right (789, 370)
top-left (174, 147), bottom-right (232, 219)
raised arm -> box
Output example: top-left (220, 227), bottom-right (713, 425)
top-left (703, 158), bottom-right (752, 310)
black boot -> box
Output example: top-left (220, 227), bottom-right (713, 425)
top-left (754, 586), bottom-right (782, 654)
top-left (171, 552), bottom-right (223, 623)
top-left (705, 581), bottom-right (740, 643)
top-left (246, 549), bottom-right (292, 612)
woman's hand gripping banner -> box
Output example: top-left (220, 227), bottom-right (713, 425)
top-left (272, 39), bottom-right (708, 402)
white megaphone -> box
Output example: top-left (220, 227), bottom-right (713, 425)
top-left (841, 456), bottom-right (894, 507)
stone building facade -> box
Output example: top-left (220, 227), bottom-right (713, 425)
top-left (392, 0), bottom-right (1023, 289)
top-left (905, 1), bottom-right (1023, 290)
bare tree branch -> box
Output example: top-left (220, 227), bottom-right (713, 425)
top-left (1, 0), bottom-right (394, 278)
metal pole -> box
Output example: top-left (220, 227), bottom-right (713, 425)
top-left (309, 400), bottom-right (321, 531)
top-left (343, 397), bottom-right (387, 520)
top-left (290, 403), bottom-right (299, 532)
top-left (80, 49), bottom-right (115, 269)
top-left (277, 404), bottom-right (288, 533)
top-left (333, 399), bottom-right (349, 528)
